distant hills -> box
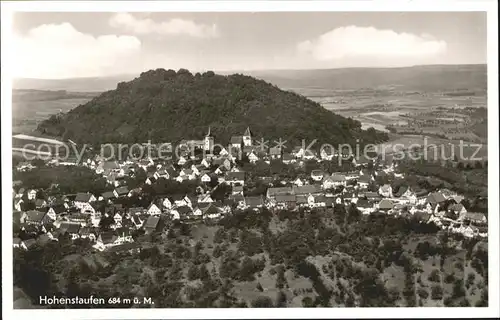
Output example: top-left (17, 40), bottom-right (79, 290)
top-left (35, 68), bottom-right (389, 146)
top-left (14, 64), bottom-right (487, 93)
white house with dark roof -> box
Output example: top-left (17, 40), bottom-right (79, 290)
top-left (226, 171), bottom-right (245, 186)
top-left (311, 170), bottom-right (325, 182)
top-left (269, 147), bottom-right (282, 159)
top-left (147, 203), bottom-right (162, 216)
top-left (322, 174), bottom-right (346, 189)
top-left (74, 193), bottom-right (96, 209)
top-left (230, 136), bottom-right (243, 149)
top-left (293, 178), bottom-right (304, 187)
top-left (378, 184), bottom-right (393, 198)
top-left (200, 173), bottom-right (211, 183)
top-left (458, 212), bottom-right (487, 224)
top-left (356, 199), bottom-right (375, 215)
top-left (27, 189), bottom-right (37, 200)
top-left (113, 186), bottom-right (130, 198)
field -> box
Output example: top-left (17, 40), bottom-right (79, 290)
top-left (12, 90), bottom-right (98, 134)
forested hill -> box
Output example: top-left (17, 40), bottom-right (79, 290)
top-left (36, 68), bottom-right (388, 146)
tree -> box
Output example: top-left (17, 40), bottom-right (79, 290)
top-left (251, 296), bottom-right (274, 308)
top-left (428, 269), bottom-right (440, 283)
top-left (302, 296), bottom-right (314, 307)
top-left (431, 285), bottom-right (443, 300)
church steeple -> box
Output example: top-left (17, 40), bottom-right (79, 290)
top-left (243, 127), bottom-right (252, 147)
top-left (204, 126), bottom-right (214, 151)
top-left (244, 127), bottom-right (251, 137)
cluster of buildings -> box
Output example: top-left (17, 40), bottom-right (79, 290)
top-left (12, 127), bottom-right (488, 252)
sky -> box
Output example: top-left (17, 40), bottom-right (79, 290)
top-left (11, 12), bottom-right (487, 79)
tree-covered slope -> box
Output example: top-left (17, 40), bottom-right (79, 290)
top-left (37, 69), bottom-right (388, 146)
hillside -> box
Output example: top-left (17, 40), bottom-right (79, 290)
top-left (36, 68), bottom-right (388, 146)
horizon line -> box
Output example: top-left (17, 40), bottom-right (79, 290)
top-left (13, 63), bottom-right (487, 81)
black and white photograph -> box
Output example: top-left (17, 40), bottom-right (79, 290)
top-left (1, 1), bottom-right (499, 319)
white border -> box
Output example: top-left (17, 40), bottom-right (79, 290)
top-left (1, 1), bottom-right (498, 319)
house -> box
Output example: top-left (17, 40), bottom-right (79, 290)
top-left (357, 174), bottom-right (372, 189)
top-left (293, 178), bottom-right (304, 187)
top-left (43, 207), bottom-right (58, 221)
top-left (177, 156), bottom-right (187, 166)
top-left (59, 222), bottom-right (81, 240)
top-left (131, 215), bottom-right (145, 229)
top-left (248, 151), bottom-right (259, 163)
top-left (15, 187), bottom-right (25, 199)
top-left (74, 193), bottom-right (97, 209)
top-left (378, 184), bottom-right (393, 198)
top-left (356, 199), bottom-right (375, 215)
top-left (320, 147), bottom-right (334, 161)
top-left (22, 239), bottom-right (37, 250)
top-left (113, 186), bottom-right (129, 198)
top-left (293, 184), bottom-right (322, 196)
top-left (115, 227), bottom-right (134, 244)
top-left (202, 204), bottom-right (224, 220)
top-left (296, 195), bottom-right (308, 207)
top-left (179, 169), bottom-right (196, 180)
top-left (343, 191), bottom-right (359, 204)
top-left (361, 191), bottom-right (381, 201)
top-left (269, 147), bottom-right (282, 159)
top-left (13, 198), bottom-right (24, 211)
top-left (232, 185), bottom-right (244, 195)
top-left (230, 194), bottom-right (246, 208)
top-left (458, 212), bottom-right (487, 224)
top-left (13, 238), bottom-right (24, 249)
top-left (100, 191), bottom-right (116, 202)
top-left (143, 216), bottom-right (162, 234)
top-left (147, 203), bottom-right (162, 216)
top-left (427, 192), bottom-right (446, 207)
top-left (275, 194), bottom-right (297, 210)
top-left (266, 186), bottom-right (293, 199)
top-left (282, 153), bottom-right (295, 164)
top-left (322, 174), bottom-right (346, 189)
top-left (353, 155), bottom-right (372, 167)
top-left (95, 231), bottom-right (119, 250)
top-left (226, 171), bottom-right (245, 186)
top-left (27, 189), bottom-right (37, 200)
top-left (377, 199), bottom-right (394, 212)
top-left (13, 211), bottom-right (27, 227)
top-left (79, 227), bottom-right (97, 242)
top-left (112, 211), bottom-right (124, 227)
top-left (311, 170), bottom-right (325, 182)
top-left (310, 194), bottom-right (327, 208)
top-left (170, 206), bottom-right (192, 221)
top-left (462, 225), bottom-right (479, 238)
top-left (24, 210), bottom-right (49, 226)
top-left (35, 198), bottom-right (47, 208)
top-left (228, 135), bottom-right (243, 149)
top-left (198, 193), bottom-right (214, 204)
top-left (245, 196), bottom-right (265, 209)
top-left (201, 173), bottom-right (212, 183)
top-left (448, 203), bottom-right (467, 216)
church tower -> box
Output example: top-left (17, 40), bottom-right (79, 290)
top-left (243, 127), bottom-right (252, 147)
top-left (204, 127), bottom-right (214, 151)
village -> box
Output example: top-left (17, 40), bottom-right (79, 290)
top-left (12, 127), bottom-right (488, 253)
